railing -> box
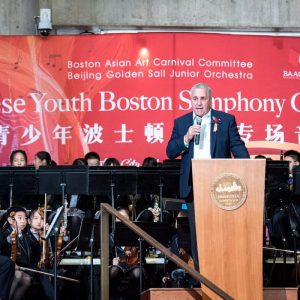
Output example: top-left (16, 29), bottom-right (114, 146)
top-left (100, 203), bottom-right (234, 300)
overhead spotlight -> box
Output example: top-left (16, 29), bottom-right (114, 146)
top-left (37, 8), bottom-right (52, 36)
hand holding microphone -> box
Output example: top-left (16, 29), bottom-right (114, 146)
top-left (184, 116), bottom-right (202, 145)
top-left (194, 116), bottom-right (202, 145)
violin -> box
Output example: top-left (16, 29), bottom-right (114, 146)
top-left (10, 230), bottom-right (18, 262)
top-left (9, 212), bottom-right (20, 263)
top-left (37, 197), bottom-right (51, 269)
top-left (119, 246), bottom-right (139, 268)
top-left (38, 234), bottom-right (51, 269)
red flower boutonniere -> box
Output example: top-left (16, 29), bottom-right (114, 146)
top-left (212, 117), bottom-right (221, 132)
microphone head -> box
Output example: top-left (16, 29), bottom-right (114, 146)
top-left (196, 116), bottom-right (202, 125)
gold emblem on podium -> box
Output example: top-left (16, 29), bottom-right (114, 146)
top-left (210, 173), bottom-right (247, 210)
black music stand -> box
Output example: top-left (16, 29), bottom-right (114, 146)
top-left (39, 166), bottom-right (88, 195)
top-left (64, 166), bottom-right (88, 195)
top-left (293, 166), bottom-right (300, 196)
top-left (0, 166), bottom-right (36, 208)
top-left (76, 218), bottom-right (101, 252)
top-left (88, 166), bottom-right (137, 229)
top-left (114, 221), bottom-right (173, 294)
top-left (45, 205), bottom-right (64, 300)
top-left (161, 164), bottom-right (180, 198)
top-left (76, 218), bottom-right (101, 300)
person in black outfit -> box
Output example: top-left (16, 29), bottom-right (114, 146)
top-left (0, 206), bottom-right (39, 300)
top-left (271, 150), bottom-right (300, 249)
top-left (0, 255), bottom-right (15, 300)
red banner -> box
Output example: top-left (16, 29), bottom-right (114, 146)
top-left (0, 33), bottom-right (300, 165)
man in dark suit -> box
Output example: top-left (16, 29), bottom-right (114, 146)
top-left (166, 83), bottom-right (250, 270)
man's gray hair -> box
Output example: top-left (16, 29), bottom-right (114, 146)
top-left (190, 83), bottom-right (212, 99)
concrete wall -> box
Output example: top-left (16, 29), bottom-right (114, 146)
top-left (0, 0), bottom-right (38, 35)
top-left (0, 0), bottom-right (299, 35)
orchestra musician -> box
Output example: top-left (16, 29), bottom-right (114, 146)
top-left (162, 211), bottom-right (197, 288)
top-left (10, 149), bottom-right (28, 167)
top-left (84, 151), bottom-right (100, 167)
top-left (109, 206), bottom-right (143, 300)
top-left (27, 207), bottom-right (55, 299)
top-left (271, 150), bottom-right (300, 249)
top-left (0, 206), bottom-right (38, 300)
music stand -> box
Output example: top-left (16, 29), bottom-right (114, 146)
top-left (76, 218), bottom-right (101, 252)
top-left (45, 206), bottom-right (64, 239)
top-left (45, 205), bottom-right (64, 300)
top-left (89, 166), bottom-right (137, 229)
top-left (161, 164), bottom-right (180, 198)
top-left (293, 166), bottom-right (300, 196)
top-left (0, 167), bottom-right (11, 208)
top-left (112, 167), bottom-right (137, 196)
top-left (0, 166), bottom-right (36, 208)
top-left (64, 166), bottom-right (88, 195)
top-left (88, 166), bottom-right (112, 196)
top-left (114, 221), bottom-right (173, 294)
top-left (38, 166), bottom-right (65, 196)
top-left (75, 217), bottom-right (101, 300)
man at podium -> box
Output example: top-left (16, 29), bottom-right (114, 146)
top-left (166, 82), bottom-right (249, 269)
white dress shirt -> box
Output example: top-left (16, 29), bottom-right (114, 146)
top-left (193, 111), bottom-right (211, 159)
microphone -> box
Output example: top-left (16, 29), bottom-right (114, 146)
top-left (194, 116), bottom-right (202, 145)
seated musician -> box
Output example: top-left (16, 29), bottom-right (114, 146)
top-left (0, 206), bottom-right (39, 300)
top-left (162, 211), bottom-right (198, 288)
top-left (27, 207), bottom-right (56, 299)
top-left (271, 150), bottom-right (300, 249)
top-left (110, 206), bottom-right (143, 300)
top-left (10, 149), bottom-right (27, 167)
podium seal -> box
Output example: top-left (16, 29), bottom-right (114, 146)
top-left (210, 173), bottom-right (247, 210)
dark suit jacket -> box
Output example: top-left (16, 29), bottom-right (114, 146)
top-left (166, 109), bottom-right (250, 198)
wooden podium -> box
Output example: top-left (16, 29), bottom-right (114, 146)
top-left (192, 159), bottom-right (266, 300)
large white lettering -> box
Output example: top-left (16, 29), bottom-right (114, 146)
top-left (213, 91), bottom-right (285, 118)
top-left (291, 92), bottom-right (300, 112)
top-left (30, 92), bottom-right (92, 113)
top-left (98, 91), bottom-right (173, 111)
top-left (0, 97), bottom-right (25, 114)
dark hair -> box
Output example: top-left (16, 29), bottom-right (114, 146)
top-left (29, 207), bottom-right (44, 220)
top-left (10, 150), bottom-right (28, 164)
top-left (35, 151), bottom-right (51, 165)
top-left (142, 157), bottom-right (158, 167)
top-left (103, 157), bottom-right (120, 166)
top-left (254, 155), bottom-right (266, 159)
top-left (6, 206), bottom-right (27, 218)
top-left (84, 152), bottom-right (100, 161)
top-left (284, 150), bottom-right (300, 163)
top-left (72, 158), bottom-right (87, 166)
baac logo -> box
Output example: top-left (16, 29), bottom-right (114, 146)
top-left (283, 70), bottom-right (300, 79)
top-left (210, 173), bottom-right (247, 211)
top-left (283, 50), bottom-right (300, 79)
